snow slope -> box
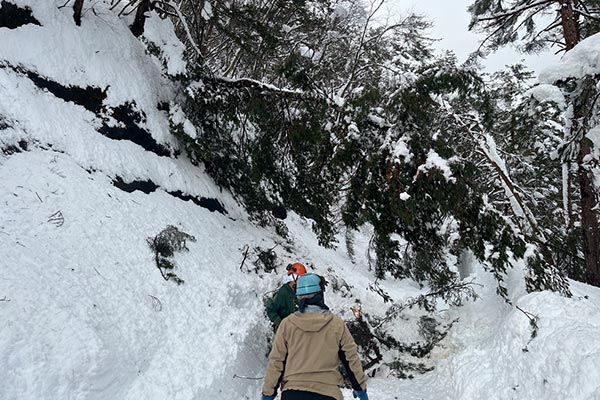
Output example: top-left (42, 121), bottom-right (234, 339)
top-left (2, 2), bottom-right (600, 399)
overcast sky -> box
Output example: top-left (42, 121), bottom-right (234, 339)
top-left (382, 0), bottom-right (560, 74)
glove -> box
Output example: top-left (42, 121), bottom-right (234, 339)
top-left (353, 389), bottom-right (368, 400)
top-left (261, 395), bottom-right (275, 400)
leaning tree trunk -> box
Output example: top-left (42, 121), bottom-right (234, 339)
top-left (559, 0), bottom-right (600, 286)
top-left (130, 0), bottom-right (152, 38)
top-left (73, 0), bottom-right (84, 26)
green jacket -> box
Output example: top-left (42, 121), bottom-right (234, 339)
top-left (265, 283), bottom-right (297, 324)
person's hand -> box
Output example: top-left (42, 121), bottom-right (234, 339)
top-left (261, 395), bottom-right (275, 400)
top-left (353, 388), bottom-right (368, 400)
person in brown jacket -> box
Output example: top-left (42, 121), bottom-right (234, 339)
top-left (261, 273), bottom-right (369, 400)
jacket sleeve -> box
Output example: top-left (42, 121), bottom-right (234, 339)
top-left (338, 320), bottom-right (367, 391)
top-left (262, 319), bottom-right (288, 396)
top-left (265, 290), bottom-right (282, 323)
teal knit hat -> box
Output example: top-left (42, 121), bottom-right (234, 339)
top-left (296, 273), bottom-right (322, 296)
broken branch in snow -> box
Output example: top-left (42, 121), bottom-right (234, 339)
top-left (239, 244), bottom-right (250, 271)
top-left (232, 374), bottom-right (264, 380)
top-left (47, 210), bottom-right (65, 227)
top-left (147, 225), bottom-right (195, 285)
top-left (148, 294), bottom-right (163, 311)
top-left (515, 305), bottom-right (539, 351)
top-left (367, 281), bottom-right (392, 303)
top-left (373, 279), bottom-right (480, 330)
top-left (57, 0), bottom-right (72, 9)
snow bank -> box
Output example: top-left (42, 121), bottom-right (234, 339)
top-left (0, 150), bottom-right (275, 399)
top-left (366, 267), bottom-right (600, 400)
top-left (444, 272), bottom-right (600, 400)
top-left (0, 0), bottom-right (180, 146)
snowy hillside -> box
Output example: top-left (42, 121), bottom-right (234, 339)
top-left (1, 1), bottom-right (600, 400)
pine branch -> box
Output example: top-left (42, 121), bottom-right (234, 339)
top-left (475, 0), bottom-right (556, 23)
top-left (372, 279), bottom-right (480, 330)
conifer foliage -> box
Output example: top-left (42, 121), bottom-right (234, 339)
top-left (469, 0), bottom-right (600, 287)
top-left (147, 225), bottom-right (196, 284)
top-left (160, 0), bottom-right (574, 297)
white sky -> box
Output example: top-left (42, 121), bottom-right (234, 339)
top-left (382, 0), bottom-right (560, 74)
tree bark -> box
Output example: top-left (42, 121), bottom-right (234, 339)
top-left (131, 0), bottom-right (152, 38)
top-left (73, 0), bottom-right (84, 26)
top-left (558, 0), bottom-right (580, 50)
top-left (559, 1), bottom-right (600, 286)
top-left (575, 78), bottom-right (600, 286)
top-left (578, 139), bottom-right (600, 286)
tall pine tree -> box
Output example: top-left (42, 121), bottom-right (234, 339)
top-left (469, 0), bottom-right (600, 287)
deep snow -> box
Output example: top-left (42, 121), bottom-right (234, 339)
top-left (2, 1), bottom-right (600, 399)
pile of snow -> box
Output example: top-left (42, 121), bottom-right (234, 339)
top-left (539, 32), bottom-right (600, 83)
top-left (2, 2), bottom-right (600, 399)
top-left (368, 266), bottom-right (600, 400)
top-left (526, 84), bottom-right (566, 109)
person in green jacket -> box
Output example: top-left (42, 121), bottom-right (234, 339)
top-left (265, 262), bottom-right (307, 332)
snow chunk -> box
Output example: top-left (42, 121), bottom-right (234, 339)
top-left (416, 150), bottom-right (456, 183)
top-left (201, 1), bottom-right (213, 20)
top-left (332, 95), bottom-right (345, 107)
top-left (170, 104), bottom-right (197, 139)
top-left (299, 45), bottom-right (315, 59)
top-left (368, 113), bottom-right (386, 127)
top-left (540, 32), bottom-right (600, 83)
top-left (390, 137), bottom-right (412, 162)
top-left (526, 84), bottom-right (566, 110)
top-left (144, 12), bottom-right (187, 76)
top-left (399, 192), bottom-right (410, 201)
top-left (587, 125), bottom-right (600, 149)
top-left (332, 5), bottom-right (349, 19)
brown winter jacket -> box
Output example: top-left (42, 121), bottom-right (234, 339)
top-left (262, 309), bottom-right (367, 400)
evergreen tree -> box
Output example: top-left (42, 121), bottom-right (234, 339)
top-left (165, 0), bottom-right (571, 297)
top-left (469, 0), bottom-right (600, 287)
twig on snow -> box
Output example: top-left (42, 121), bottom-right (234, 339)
top-left (148, 294), bottom-right (163, 311)
top-left (515, 304), bottom-right (539, 351)
top-left (233, 374), bottom-right (264, 380)
top-left (239, 244), bottom-right (250, 271)
top-left (47, 210), bottom-right (65, 227)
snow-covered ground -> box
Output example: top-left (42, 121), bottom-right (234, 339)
top-left (1, 1), bottom-right (600, 399)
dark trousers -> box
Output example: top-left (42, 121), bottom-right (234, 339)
top-left (282, 390), bottom-right (336, 400)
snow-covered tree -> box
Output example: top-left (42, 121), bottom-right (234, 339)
top-left (165, 1), bottom-right (572, 297)
top-left (469, 0), bottom-right (600, 287)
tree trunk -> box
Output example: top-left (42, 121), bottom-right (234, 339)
top-left (559, 1), bottom-right (600, 286)
top-left (558, 0), bottom-right (580, 50)
top-left (562, 162), bottom-right (573, 229)
top-left (575, 78), bottom-right (600, 286)
top-left (130, 0), bottom-right (152, 38)
top-left (73, 0), bottom-right (84, 26)
top-left (578, 139), bottom-right (600, 285)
